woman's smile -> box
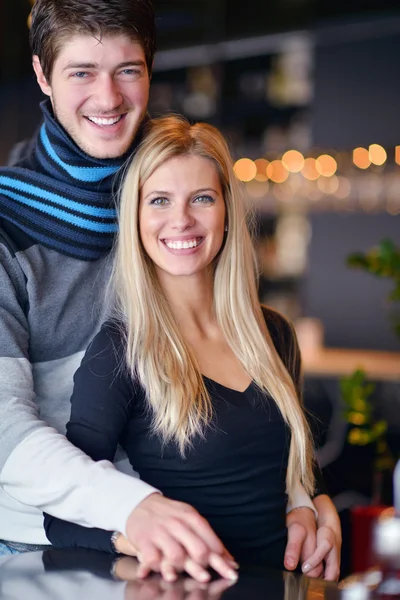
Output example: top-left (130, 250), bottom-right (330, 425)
top-left (139, 155), bottom-right (226, 280)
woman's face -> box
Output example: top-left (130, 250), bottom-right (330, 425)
top-left (139, 154), bottom-right (226, 282)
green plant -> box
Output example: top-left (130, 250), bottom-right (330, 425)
top-left (342, 239), bottom-right (400, 503)
top-left (347, 239), bottom-right (400, 338)
top-left (341, 369), bottom-right (395, 504)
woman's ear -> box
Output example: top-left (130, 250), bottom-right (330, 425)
top-left (32, 56), bottom-right (52, 97)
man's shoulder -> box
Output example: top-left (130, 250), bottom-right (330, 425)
top-left (0, 218), bottom-right (40, 261)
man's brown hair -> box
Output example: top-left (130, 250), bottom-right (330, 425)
top-left (30, 0), bottom-right (156, 82)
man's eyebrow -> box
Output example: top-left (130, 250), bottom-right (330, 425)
top-left (62, 60), bottom-right (146, 72)
top-left (62, 62), bottom-right (98, 71)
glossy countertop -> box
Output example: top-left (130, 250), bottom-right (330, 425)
top-left (0, 549), bottom-right (341, 600)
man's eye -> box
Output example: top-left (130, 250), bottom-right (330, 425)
top-left (193, 195), bottom-right (214, 204)
top-left (120, 69), bottom-right (141, 77)
top-left (150, 198), bottom-right (169, 206)
top-left (72, 72), bottom-right (88, 78)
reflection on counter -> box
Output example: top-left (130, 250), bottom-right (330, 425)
top-left (0, 548), bottom-right (340, 600)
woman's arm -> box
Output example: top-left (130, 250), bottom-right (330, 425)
top-left (44, 323), bottom-right (136, 552)
top-left (262, 306), bottom-right (341, 579)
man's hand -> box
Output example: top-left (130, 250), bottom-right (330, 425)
top-left (125, 493), bottom-right (239, 583)
top-left (284, 506), bottom-right (323, 578)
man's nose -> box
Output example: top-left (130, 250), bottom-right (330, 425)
top-left (94, 75), bottom-right (123, 111)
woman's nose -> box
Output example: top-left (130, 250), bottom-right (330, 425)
top-left (171, 204), bottom-right (195, 230)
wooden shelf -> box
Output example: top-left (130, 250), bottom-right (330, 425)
top-left (302, 347), bottom-right (400, 381)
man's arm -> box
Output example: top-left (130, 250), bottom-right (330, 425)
top-left (0, 238), bottom-right (157, 537)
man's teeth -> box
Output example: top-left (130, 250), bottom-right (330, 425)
top-left (165, 239), bottom-right (200, 250)
top-left (87, 116), bottom-right (122, 126)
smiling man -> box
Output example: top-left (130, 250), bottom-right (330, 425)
top-left (33, 34), bottom-right (150, 159)
top-left (0, 0), bottom-right (340, 581)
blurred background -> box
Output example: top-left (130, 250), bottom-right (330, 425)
top-left (1, 0), bottom-right (400, 575)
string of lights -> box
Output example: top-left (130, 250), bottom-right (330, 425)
top-left (234, 145), bottom-right (400, 214)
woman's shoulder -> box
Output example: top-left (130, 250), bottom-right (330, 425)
top-left (260, 305), bottom-right (296, 349)
top-left (81, 319), bottom-right (126, 373)
top-left (260, 304), bottom-right (301, 391)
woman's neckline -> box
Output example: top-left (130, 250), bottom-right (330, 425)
top-left (202, 375), bottom-right (253, 395)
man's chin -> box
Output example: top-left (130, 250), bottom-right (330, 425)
top-left (81, 139), bottom-right (133, 160)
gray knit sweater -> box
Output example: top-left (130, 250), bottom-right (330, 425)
top-left (0, 220), bottom-right (156, 544)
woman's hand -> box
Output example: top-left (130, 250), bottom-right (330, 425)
top-left (114, 532), bottom-right (140, 556)
top-left (284, 497), bottom-right (341, 581)
top-left (301, 495), bottom-right (341, 581)
top-left (285, 506), bottom-right (323, 578)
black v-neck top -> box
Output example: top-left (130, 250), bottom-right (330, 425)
top-left (44, 307), bottom-right (319, 568)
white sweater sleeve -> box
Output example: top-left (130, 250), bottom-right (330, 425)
top-left (1, 427), bottom-right (158, 536)
top-left (0, 239), bottom-right (157, 537)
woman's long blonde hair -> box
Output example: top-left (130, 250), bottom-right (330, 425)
top-left (112, 115), bottom-right (315, 499)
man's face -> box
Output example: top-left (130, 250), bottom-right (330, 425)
top-left (33, 34), bottom-right (150, 159)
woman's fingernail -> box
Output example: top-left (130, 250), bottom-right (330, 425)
top-left (228, 570), bottom-right (238, 581)
top-left (286, 559), bottom-right (295, 569)
top-left (199, 572), bottom-right (211, 582)
top-left (302, 563), bottom-right (311, 574)
top-left (229, 560), bottom-right (240, 569)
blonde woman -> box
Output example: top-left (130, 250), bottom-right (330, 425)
top-left (44, 116), bottom-right (340, 581)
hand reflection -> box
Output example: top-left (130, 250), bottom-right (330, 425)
top-left (114, 557), bottom-right (236, 600)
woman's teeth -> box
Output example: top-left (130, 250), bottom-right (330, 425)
top-left (164, 239), bottom-right (200, 250)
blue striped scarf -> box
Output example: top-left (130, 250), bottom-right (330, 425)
top-left (0, 100), bottom-right (143, 260)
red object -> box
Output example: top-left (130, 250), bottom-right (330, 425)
top-left (351, 505), bottom-right (389, 573)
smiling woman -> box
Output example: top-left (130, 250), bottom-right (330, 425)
top-left (139, 154), bottom-right (226, 280)
top-left (41, 116), bottom-right (330, 580)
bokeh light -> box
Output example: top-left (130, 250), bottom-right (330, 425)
top-left (335, 177), bottom-right (351, 200)
top-left (317, 174), bottom-right (339, 194)
top-left (353, 147), bottom-right (371, 169)
top-left (315, 154), bottom-right (337, 177)
top-left (233, 158), bottom-right (257, 182)
top-left (369, 144), bottom-right (387, 166)
top-left (281, 150), bottom-right (304, 173)
top-left (301, 158), bottom-right (320, 181)
top-left (266, 160), bottom-right (289, 183)
top-left (246, 180), bottom-right (269, 199)
top-left (254, 158), bottom-right (269, 182)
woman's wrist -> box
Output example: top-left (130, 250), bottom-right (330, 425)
top-left (110, 530), bottom-right (121, 554)
top-left (313, 495), bottom-right (341, 538)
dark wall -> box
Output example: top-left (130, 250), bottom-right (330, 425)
top-left (303, 213), bottom-right (400, 351)
top-left (312, 28), bottom-right (400, 148)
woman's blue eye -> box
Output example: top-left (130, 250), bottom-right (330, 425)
top-left (150, 197), bottom-right (169, 206)
top-left (193, 195), bottom-right (214, 204)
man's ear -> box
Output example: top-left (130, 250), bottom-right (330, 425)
top-left (32, 56), bottom-right (52, 97)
